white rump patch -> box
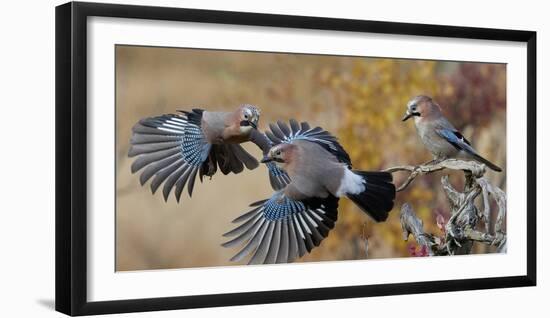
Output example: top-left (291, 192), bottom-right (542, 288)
top-left (335, 169), bottom-right (366, 197)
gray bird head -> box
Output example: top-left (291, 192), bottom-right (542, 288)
top-left (260, 143), bottom-right (295, 165)
top-left (402, 95), bottom-right (435, 121)
top-left (238, 104), bottom-right (260, 131)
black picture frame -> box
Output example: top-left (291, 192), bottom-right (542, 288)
top-left (55, 1), bottom-right (537, 316)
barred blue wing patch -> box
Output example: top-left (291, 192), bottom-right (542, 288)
top-left (222, 191), bottom-right (339, 264)
top-left (266, 161), bottom-right (291, 190)
top-left (128, 109), bottom-right (211, 202)
top-left (248, 128), bottom-right (291, 190)
top-left (181, 124), bottom-right (211, 165)
top-left (436, 128), bottom-right (476, 155)
top-left (263, 194), bottom-right (306, 220)
top-left (266, 119), bottom-right (351, 167)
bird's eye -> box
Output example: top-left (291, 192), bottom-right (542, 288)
top-left (244, 114), bottom-right (249, 119)
top-left (276, 151), bottom-right (281, 156)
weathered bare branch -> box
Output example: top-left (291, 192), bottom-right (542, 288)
top-left (479, 178), bottom-right (492, 233)
top-left (463, 227), bottom-right (506, 248)
top-left (476, 178), bottom-right (507, 235)
top-left (400, 203), bottom-right (436, 256)
top-left (390, 159), bottom-right (507, 256)
top-left (385, 159), bottom-right (485, 192)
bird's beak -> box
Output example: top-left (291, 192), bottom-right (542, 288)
top-left (240, 120), bottom-right (257, 129)
top-left (402, 111), bottom-right (412, 122)
top-left (260, 155), bottom-right (273, 163)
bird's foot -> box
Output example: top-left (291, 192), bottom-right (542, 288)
top-left (411, 159), bottom-right (438, 172)
top-left (422, 158), bottom-right (443, 166)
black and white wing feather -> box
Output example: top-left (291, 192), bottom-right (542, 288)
top-left (267, 119), bottom-right (352, 167)
top-left (222, 191), bottom-right (339, 264)
top-left (128, 109), bottom-right (211, 202)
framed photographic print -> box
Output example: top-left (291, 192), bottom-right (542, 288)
top-left (55, 1), bottom-right (536, 316)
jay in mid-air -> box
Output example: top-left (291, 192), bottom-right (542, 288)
top-left (128, 104), bottom-right (268, 201)
top-left (402, 95), bottom-right (502, 172)
top-left (222, 120), bottom-right (396, 264)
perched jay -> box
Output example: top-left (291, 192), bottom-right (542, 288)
top-left (402, 95), bottom-right (502, 172)
top-left (128, 104), bottom-right (264, 201)
top-left (222, 120), bottom-right (396, 264)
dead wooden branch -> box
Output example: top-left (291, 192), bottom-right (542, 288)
top-left (388, 159), bottom-right (507, 256)
top-left (384, 159), bottom-right (485, 192)
top-left (400, 203), bottom-right (436, 256)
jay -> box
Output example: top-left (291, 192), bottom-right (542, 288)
top-left (128, 104), bottom-right (264, 201)
top-left (222, 120), bottom-right (396, 264)
top-left (402, 95), bottom-right (502, 172)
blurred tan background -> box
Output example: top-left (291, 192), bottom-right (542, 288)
top-left (115, 45), bottom-right (506, 271)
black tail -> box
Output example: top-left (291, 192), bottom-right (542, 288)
top-left (472, 153), bottom-right (502, 172)
top-left (347, 171), bottom-right (396, 222)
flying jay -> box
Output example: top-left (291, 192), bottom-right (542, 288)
top-left (128, 104), bottom-right (266, 201)
top-left (222, 120), bottom-right (396, 264)
top-left (402, 95), bottom-right (502, 172)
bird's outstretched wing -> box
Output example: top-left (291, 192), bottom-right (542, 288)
top-left (128, 109), bottom-right (212, 201)
top-left (130, 109), bottom-right (261, 202)
top-left (267, 119), bottom-right (352, 167)
top-left (222, 191), bottom-right (339, 264)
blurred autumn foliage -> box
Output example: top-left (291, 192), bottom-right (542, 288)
top-left (116, 46), bottom-right (506, 270)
